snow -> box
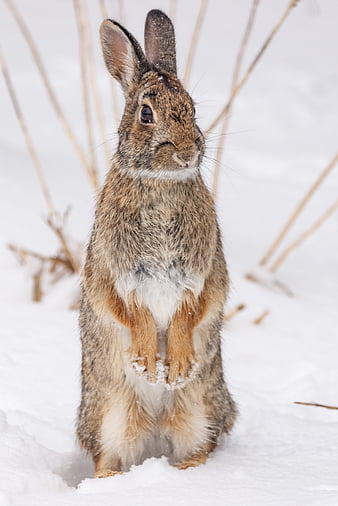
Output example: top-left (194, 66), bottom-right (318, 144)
top-left (1, 0), bottom-right (338, 505)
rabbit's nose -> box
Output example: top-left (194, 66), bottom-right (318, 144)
top-left (173, 149), bottom-right (199, 168)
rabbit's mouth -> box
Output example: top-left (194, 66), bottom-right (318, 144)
top-left (172, 151), bottom-right (200, 170)
top-left (143, 148), bottom-right (200, 181)
top-left (151, 141), bottom-right (202, 175)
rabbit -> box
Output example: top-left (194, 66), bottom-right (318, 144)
top-left (77, 9), bottom-right (237, 478)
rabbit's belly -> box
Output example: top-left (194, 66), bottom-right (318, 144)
top-left (115, 263), bottom-right (204, 330)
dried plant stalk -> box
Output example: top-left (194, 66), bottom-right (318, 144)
top-left (259, 152), bottom-right (338, 267)
top-left (8, 242), bottom-right (78, 303)
top-left (117, 0), bottom-right (126, 25)
top-left (8, 244), bottom-right (74, 272)
top-left (73, 0), bottom-right (99, 190)
top-left (269, 198), bottom-right (338, 273)
top-left (223, 304), bottom-right (246, 323)
top-left (253, 310), bottom-right (270, 325)
top-left (98, 0), bottom-right (121, 125)
top-left (4, 0), bottom-right (96, 188)
top-left (79, 0), bottom-right (111, 169)
top-left (0, 48), bottom-right (55, 217)
top-left (245, 272), bottom-right (294, 297)
top-left (46, 215), bottom-right (81, 274)
top-left (32, 267), bottom-right (44, 302)
top-left (212, 0), bottom-right (260, 198)
top-left (168, 0), bottom-right (178, 22)
top-left (206, 0), bottom-right (300, 135)
top-left (183, 0), bottom-right (209, 87)
top-left (294, 402), bottom-right (338, 410)
top-left (98, 0), bottom-right (108, 18)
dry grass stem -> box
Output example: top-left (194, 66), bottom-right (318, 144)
top-left (4, 0), bottom-right (95, 187)
top-left (32, 267), bottom-right (44, 302)
top-left (118, 0), bottom-right (126, 25)
top-left (8, 207), bottom-right (82, 302)
top-left (168, 0), bottom-right (178, 22)
top-left (8, 244), bottom-right (73, 271)
top-left (98, 0), bottom-right (121, 125)
top-left (79, 0), bottom-right (111, 169)
top-left (206, 0), bottom-right (300, 135)
top-left (46, 214), bottom-right (82, 274)
top-left (98, 0), bottom-right (109, 18)
top-left (73, 0), bottom-right (99, 190)
top-left (212, 0), bottom-right (260, 198)
top-left (253, 309), bottom-right (270, 325)
top-left (8, 243), bottom-right (77, 302)
top-left (259, 152), bottom-right (338, 267)
top-left (294, 402), bottom-right (338, 410)
top-left (245, 272), bottom-right (294, 297)
top-left (269, 198), bottom-right (338, 273)
top-left (183, 0), bottom-right (209, 87)
top-left (223, 304), bottom-right (246, 323)
top-left (0, 48), bottom-right (56, 217)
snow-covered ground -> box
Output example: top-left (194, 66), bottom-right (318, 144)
top-left (1, 1), bottom-right (337, 505)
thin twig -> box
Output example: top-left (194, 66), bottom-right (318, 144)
top-left (4, 0), bottom-right (95, 187)
top-left (98, 0), bottom-right (109, 18)
top-left (183, 0), bottom-right (209, 87)
top-left (212, 0), bottom-right (260, 198)
top-left (223, 304), bottom-right (246, 323)
top-left (294, 402), bottom-right (338, 410)
top-left (245, 272), bottom-right (294, 297)
top-left (259, 152), bottom-right (338, 267)
top-left (73, 0), bottom-right (99, 190)
top-left (206, 0), bottom-right (300, 135)
top-left (8, 243), bottom-right (74, 271)
top-left (80, 0), bottom-right (111, 168)
top-left (117, 0), bottom-right (126, 25)
top-left (253, 309), bottom-right (270, 325)
top-left (32, 266), bottom-right (44, 302)
top-left (269, 198), bottom-right (338, 273)
top-left (98, 0), bottom-right (121, 125)
top-left (46, 216), bottom-right (81, 274)
top-left (168, 0), bottom-right (178, 23)
top-left (0, 48), bottom-right (55, 217)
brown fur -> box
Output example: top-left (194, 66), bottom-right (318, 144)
top-left (77, 9), bottom-right (237, 475)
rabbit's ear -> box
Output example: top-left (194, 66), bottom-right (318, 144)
top-left (100, 20), bottom-right (148, 94)
top-left (144, 10), bottom-right (177, 76)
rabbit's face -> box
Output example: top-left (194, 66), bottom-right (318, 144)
top-left (118, 72), bottom-right (205, 180)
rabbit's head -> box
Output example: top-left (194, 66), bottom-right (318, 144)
top-left (100, 10), bottom-right (205, 180)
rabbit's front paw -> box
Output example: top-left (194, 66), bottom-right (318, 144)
top-left (166, 350), bottom-right (198, 386)
top-left (129, 346), bottom-right (158, 382)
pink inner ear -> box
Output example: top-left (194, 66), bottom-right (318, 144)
top-left (101, 22), bottom-right (133, 86)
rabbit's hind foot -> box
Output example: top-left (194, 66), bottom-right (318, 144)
top-left (94, 452), bottom-right (122, 479)
top-left (94, 469), bottom-right (124, 478)
top-left (174, 442), bottom-right (216, 470)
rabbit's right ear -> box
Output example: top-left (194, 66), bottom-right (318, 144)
top-left (144, 10), bottom-right (177, 76)
top-left (100, 20), bottom-right (148, 95)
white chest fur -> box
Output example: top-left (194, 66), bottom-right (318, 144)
top-left (115, 264), bottom-right (204, 331)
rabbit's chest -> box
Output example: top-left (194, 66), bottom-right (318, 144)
top-left (114, 201), bottom-right (211, 329)
top-left (115, 260), bottom-right (204, 331)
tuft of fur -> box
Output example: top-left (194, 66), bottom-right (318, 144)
top-left (77, 9), bottom-right (237, 475)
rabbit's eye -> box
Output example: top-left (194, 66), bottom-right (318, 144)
top-left (140, 105), bottom-right (154, 124)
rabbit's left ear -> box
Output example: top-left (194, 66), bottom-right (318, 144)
top-left (100, 19), bottom-right (148, 94)
top-left (144, 10), bottom-right (177, 76)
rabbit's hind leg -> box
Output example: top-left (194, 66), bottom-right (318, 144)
top-left (94, 453), bottom-right (123, 478)
top-left (99, 389), bottom-right (155, 473)
top-left (162, 388), bottom-right (214, 469)
top-left (174, 441), bottom-right (216, 470)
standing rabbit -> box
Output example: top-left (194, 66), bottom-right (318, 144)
top-left (77, 9), bottom-right (237, 478)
